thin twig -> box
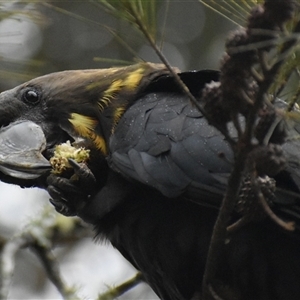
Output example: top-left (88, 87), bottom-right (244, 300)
top-left (0, 235), bottom-right (31, 299)
top-left (128, 5), bottom-right (235, 144)
top-left (262, 115), bottom-right (283, 145)
top-left (227, 216), bottom-right (250, 233)
top-left (0, 208), bottom-right (83, 300)
top-left (202, 5), bottom-right (300, 300)
top-left (98, 272), bottom-right (144, 300)
top-left (31, 243), bottom-right (79, 300)
top-left (287, 83), bottom-right (300, 112)
top-left (202, 147), bottom-right (248, 299)
top-left (256, 187), bottom-right (295, 231)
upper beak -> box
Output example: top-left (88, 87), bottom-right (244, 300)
top-left (0, 120), bottom-right (51, 179)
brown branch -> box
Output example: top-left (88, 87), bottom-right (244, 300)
top-left (202, 2), bottom-right (298, 299)
top-left (0, 235), bottom-right (31, 299)
top-left (0, 208), bottom-right (83, 300)
top-left (31, 242), bottom-right (79, 300)
top-left (98, 272), bottom-right (144, 300)
top-left (227, 216), bottom-right (250, 233)
top-left (202, 147), bottom-right (247, 299)
top-left (257, 189), bottom-right (295, 231)
top-left (128, 5), bottom-right (235, 145)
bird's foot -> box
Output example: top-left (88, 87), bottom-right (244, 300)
top-left (47, 159), bottom-right (97, 217)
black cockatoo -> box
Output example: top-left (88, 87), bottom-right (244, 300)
top-left (0, 62), bottom-right (300, 300)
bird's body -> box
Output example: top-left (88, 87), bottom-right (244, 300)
top-left (0, 63), bottom-right (300, 299)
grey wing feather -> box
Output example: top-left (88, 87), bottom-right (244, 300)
top-left (109, 92), bottom-right (233, 198)
top-left (109, 91), bottom-right (300, 230)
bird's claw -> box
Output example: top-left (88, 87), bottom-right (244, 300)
top-left (68, 158), bottom-right (96, 191)
top-left (47, 161), bottom-right (97, 217)
top-left (49, 197), bottom-right (77, 217)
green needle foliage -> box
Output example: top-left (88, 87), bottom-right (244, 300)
top-left (199, 0), bottom-right (264, 25)
top-left (95, 0), bottom-right (158, 40)
top-left (201, 0), bottom-right (300, 108)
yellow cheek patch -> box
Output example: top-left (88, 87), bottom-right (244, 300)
top-left (97, 68), bottom-right (145, 111)
top-left (122, 68), bottom-right (144, 90)
top-left (68, 113), bottom-right (107, 155)
top-left (99, 79), bottom-right (123, 111)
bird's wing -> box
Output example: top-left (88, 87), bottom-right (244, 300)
top-left (109, 70), bottom-right (233, 201)
top-left (109, 70), bottom-right (300, 224)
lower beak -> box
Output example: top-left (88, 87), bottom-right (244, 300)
top-left (0, 120), bottom-right (51, 179)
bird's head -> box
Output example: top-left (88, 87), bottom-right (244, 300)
top-left (0, 62), bottom-right (175, 184)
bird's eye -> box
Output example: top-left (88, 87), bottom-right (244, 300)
top-left (22, 89), bottom-right (40, 105)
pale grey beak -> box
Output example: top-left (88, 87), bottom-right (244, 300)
top-left (0, 120), bottom-right (51, 179)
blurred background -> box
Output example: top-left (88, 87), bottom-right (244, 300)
top-left (0, 1), bottom-right (236, 299)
